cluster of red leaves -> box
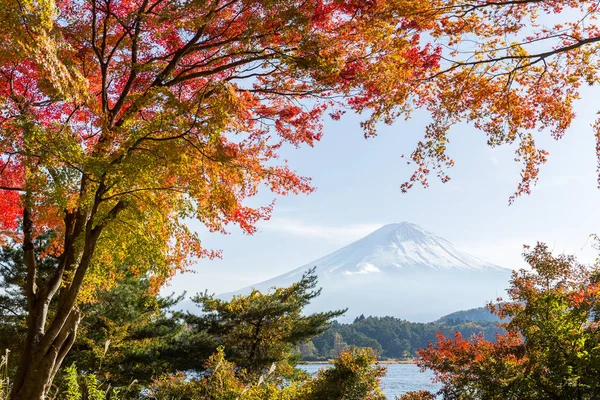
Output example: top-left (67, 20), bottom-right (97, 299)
top-left (416, 330), bottom-right (527, 397)
top-left (0, 160), bottom-right (22, 230)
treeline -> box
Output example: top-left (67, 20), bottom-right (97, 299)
top-left (299, 314), bottom-right (502, 360)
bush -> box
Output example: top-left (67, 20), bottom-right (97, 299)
top-left (148, 347), bottom-right (386, 400)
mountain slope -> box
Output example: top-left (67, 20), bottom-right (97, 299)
top-left (223, 222), bottom-right (512, 322)
top-left (436, 307), bottom-right (502, 323)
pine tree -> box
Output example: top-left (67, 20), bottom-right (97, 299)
top-left (187, 267), bottom-right (345, 374)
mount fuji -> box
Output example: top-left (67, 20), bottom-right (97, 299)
top-left (222, 222), bottom-right (513, 322)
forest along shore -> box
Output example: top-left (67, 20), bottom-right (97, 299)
top-left (299, 359), bottom-right (418, 365)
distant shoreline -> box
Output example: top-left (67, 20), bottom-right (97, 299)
top-left (299, 359), bottom-right (418, 365)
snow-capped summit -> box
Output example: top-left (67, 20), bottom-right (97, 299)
top-left (257, 222), bottom-right (505, 283)
top-left (223, 223), bottom-right (512, 322)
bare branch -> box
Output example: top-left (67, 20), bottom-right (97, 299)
top-left (0, 186), bottom-right (25, 192)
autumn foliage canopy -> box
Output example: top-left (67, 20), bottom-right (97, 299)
top-left (1, 0), bottom-right (600, 291)
top-left (3, 0), bottom-right (600, 260)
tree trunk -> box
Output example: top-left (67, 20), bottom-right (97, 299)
top-left (9, 172), bottom-right (122, 398)
top-left (10, 203), bottom-right (85, 400)
top-left (10, 310), bottom-right (81, 400)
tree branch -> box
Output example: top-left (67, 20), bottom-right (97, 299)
top-left (108, 0), bottom-right (148, 124)
top-left (0, 186), bottom-right (25, 192)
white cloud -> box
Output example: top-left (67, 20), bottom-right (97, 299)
top-left (259, 218), bottom-right (383, 243)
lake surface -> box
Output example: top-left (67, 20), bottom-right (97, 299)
top-left (299, 363), bottom-right (441, 399)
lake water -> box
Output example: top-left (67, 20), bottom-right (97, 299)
top-left (299, 363), bottom-right (441, 399)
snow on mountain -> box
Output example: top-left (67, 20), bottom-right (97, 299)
top-left (221, 222), bottom-right (513, 322)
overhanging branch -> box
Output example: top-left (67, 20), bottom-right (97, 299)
top-left (0, 186), bottom-right (25, 192)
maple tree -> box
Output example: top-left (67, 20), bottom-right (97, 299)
top-left (0, 0), bottom-right (442, 398)
top-left (404, 243), bottom-right (600, 399)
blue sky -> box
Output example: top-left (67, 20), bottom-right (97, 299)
top-left (167, 85), bottom-right (600, 296)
